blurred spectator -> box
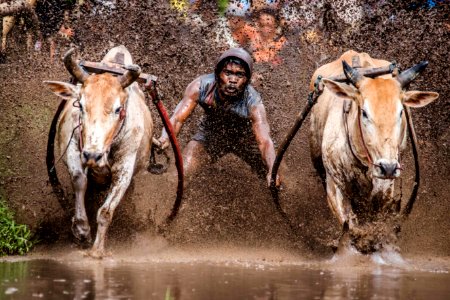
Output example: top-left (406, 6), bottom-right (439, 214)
top-left (34, 0), bottom-right (77, 61)
top-left (407, 0), bottom-right (448, 10)
top-left (200, 0), bottom-right (251, 50)
top-left (89, 0), bottom-right (117, 15)
top-left (170, 0), bottom-right (189, 14)
top-left (251, 0), bottom-right (280, 12)
top-left (246, 8), bottom-right (286, 65)
top-left (224, 0), bottom-right (251, 46)
top-left (1, 0), bottom-right (40, 60)
top-left (280, 0), bottom-right (323, 32)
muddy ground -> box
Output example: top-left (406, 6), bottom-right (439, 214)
top-left (0, 1), bottom-right (448, 258)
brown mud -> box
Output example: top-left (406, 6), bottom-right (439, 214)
top-left (0, 0), bottom-right (449, 260)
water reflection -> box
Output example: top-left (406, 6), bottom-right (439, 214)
top-left (0, 259), bottom-right (449, 299)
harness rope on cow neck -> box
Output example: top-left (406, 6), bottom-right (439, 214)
top-left (343, 99), bottom-right (373, 168)
top-left (50, 97), bottom-right (128, 171)
top-left (49, 122), bottom-right (82, 173)
top-left (76, 98), bottom-right (128, 153)
top-left (343, 99), bottom-right (405, 175)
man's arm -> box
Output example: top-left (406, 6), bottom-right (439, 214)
top-left (250, 103), bottom-right (281, 187)
top-left (158, 77), bottom-right (201, 149)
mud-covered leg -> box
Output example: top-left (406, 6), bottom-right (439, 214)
top-left (1, 16), bottom-right (15, 58)
top-left (71, 171), bottom-right (91, 244)
top-left (309, 113), bottom-right (326, 188)
top-left (89, 156), bottom-right (136, 258)
top-left (325, 176), bottom-right (349, 226)
top-left (67, 147), bottom-right (91, 245)
top-left (325, 176), bottom-right (358, 252)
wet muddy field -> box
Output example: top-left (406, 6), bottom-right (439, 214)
top-left (2, 247), bottom-right (450, 299)
top-left (0, 0), bottom-right (449, 299)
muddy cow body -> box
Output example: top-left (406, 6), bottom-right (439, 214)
top-left (45, 45), bottom-right (153, 258)
top-left (309, 50), bottom-right (439, 253)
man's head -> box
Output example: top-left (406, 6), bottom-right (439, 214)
top-left (255, 8), bottom-right (279, 39)
top-left (215, 48), bottom-right (253, 98)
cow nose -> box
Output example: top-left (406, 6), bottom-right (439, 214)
top-left (378, 162), bottom-right (398, 178)
top-left (82, 151), bottom-right (103, 163)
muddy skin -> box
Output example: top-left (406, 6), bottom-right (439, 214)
top-left (0, 0), bottom-right (448, 268)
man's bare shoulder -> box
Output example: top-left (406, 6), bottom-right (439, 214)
top-left (185, 75), bottom-right (203, 96)
top-left (185, 74), bottom-right (213, 96)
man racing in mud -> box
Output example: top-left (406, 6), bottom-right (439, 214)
top-left (157, 48), bottom-right (281, 187)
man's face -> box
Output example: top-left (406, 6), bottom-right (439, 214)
top-left (218, 62), bottom-right (248, 98)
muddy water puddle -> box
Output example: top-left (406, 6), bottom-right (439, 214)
top-left (1, 254), bottom-right (449, 300)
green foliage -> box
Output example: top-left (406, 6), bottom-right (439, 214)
top-left (165, 287), bottom-right (175, 300)
top-left (0, 200), bottom-right (35, 256)
top-left (218, 0), bottom-right (229, 15)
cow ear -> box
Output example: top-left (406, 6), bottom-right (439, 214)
top-left (44, 81), bottom-right (79, 100)
top-left (403, 91), bottom-right (439, 108)
top-left (322, 78), bottom-right (358, 100)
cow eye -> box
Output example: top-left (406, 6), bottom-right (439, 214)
top-left (361, 109), bottom-right (368, 119)
top-left (399, 109), bottom-right (403, 118)
top-left (115, 106), bottom-right (122, 114)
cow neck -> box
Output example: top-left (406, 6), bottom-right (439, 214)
top-left (77, 98), bottom-right (128, 153)
top-left (343, 99), bottom-right (373, 168)
top-left (111, 98), bottom-right (128, 145)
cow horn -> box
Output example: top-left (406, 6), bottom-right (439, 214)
top-left (397, 61), bottom-right (428, 89)
top-left (118, 64), bottom-right (141, 88)
top-left (63, 48), bottom-right (89, 83)
top-left (342, 60), bottom-right (364, 88)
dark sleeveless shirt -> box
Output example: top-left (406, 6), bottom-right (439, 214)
top-left (193, 73), bottom-right (262, 143)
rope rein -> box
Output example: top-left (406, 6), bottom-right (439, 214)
top-left (49, 97), bottom-right (128, 172)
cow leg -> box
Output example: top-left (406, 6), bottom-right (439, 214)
top-left (89, 158), bottom-right (136, 258)
top-left (2, 16), bottom-right (15, 53)
top-left (65, 146), bottom-right (92, 244)
top-left (70, 171), bottom-right (91, 244)
top-left (325, 176), bottom-right (348, 225)
top-left (309, 115), bottom-right (326, 188)
top-left (312, 155), bottom-right (326, 188)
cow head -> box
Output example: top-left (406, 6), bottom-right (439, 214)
top-left (322, 61), bottom-right (438, 180)
top-left (45, 49), bottom-right (141, 168)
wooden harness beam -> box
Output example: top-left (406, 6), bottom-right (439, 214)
top-left (78, 60), bottom-right (158, 84)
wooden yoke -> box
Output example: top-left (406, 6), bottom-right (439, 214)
top-left (78, 60), bottom-right (158, 84)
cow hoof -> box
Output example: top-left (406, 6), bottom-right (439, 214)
top-left (71, 222), bottom-right (92, 248)
top-left (84, 249), bottom-right (111, 259)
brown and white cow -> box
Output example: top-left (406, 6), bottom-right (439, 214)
top-left (45, 45), bottom-right (153, 258)
top-left (309, 50), bottom-right (439, 255)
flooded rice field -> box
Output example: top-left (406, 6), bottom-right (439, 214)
top-left (1, 247), bottom-right (450, 300)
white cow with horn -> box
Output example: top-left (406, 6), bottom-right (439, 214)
top-left (309, 50), bottom-right (439, 255)
top-left (45, 45), bottom-right (153, 258)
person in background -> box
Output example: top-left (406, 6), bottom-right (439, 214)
top-left (246, 8), bottom-right (287, 65)
top-left (34, 0), bottom-right (77, 61)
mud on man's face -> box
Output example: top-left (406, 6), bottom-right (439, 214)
top-left (218, 62), bottom-right (248, 98)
